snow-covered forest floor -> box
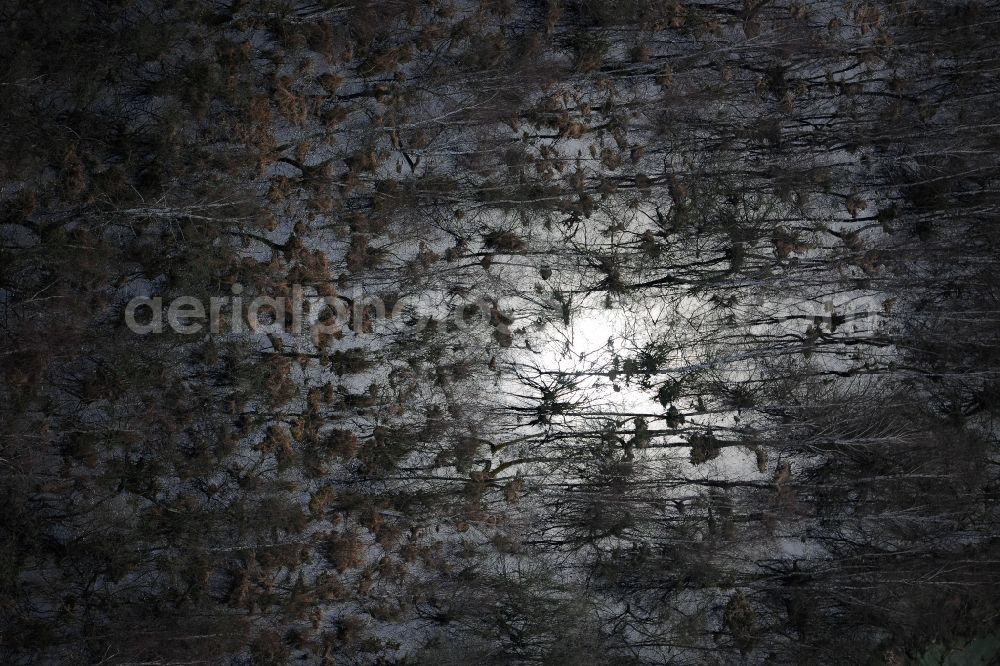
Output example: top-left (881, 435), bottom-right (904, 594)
top-left (2, 1), bottom-right (999, 664)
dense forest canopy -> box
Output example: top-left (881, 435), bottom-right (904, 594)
top-left (2, 1), bottom-right (999, 664)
